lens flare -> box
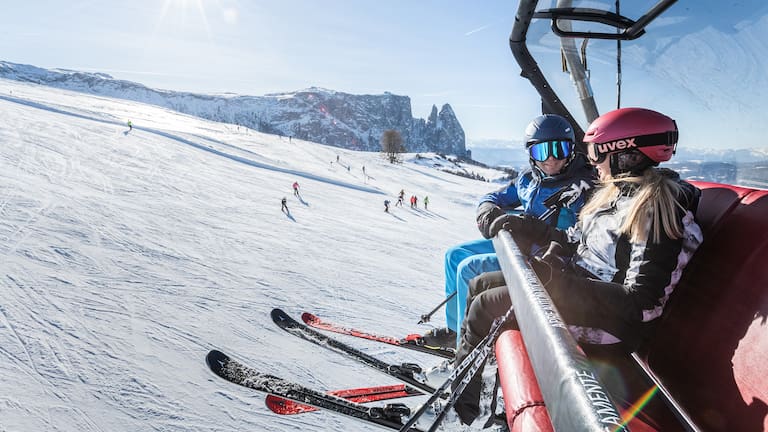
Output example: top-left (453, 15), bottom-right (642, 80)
top-left (614, 385), bottom-right (660, 431)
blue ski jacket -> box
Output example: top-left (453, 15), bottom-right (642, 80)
top-left (477, 153), bottom-right (596, 235)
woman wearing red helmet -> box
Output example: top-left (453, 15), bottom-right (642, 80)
top-left (584, 107), bottom-right (679, 179)
top-left (451, 108), bottom-right (705, 426)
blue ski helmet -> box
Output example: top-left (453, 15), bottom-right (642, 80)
top-left (523, 114), bottom-right (576, 174)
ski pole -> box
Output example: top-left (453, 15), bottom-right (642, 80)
top-left (398, 308), bottom-right (514, 432)
top-left (424, 341), bottom-right (495, 432)
top-left (417, 291), bottom-right (456, 324)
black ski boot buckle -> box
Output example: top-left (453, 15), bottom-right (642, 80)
top-left (369, 403), bottom-right (411, 421)
top-left (389, 362), bottom-right (423, 377)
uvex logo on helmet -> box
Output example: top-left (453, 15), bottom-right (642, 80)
top-left (594, 137), bottom-right (637, 156)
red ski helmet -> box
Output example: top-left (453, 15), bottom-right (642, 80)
top-left (584, 108), bottom-right (678, 176)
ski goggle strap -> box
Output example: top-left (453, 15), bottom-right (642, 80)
top-left (586, 131), bottom-right (678, 164)
top-left (528, 140), bottom-right (573, 162)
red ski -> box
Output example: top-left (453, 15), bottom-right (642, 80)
top-left (265, 384), bottom-right (420, 415)
top-left (301, 312), bottom-right (455, 359)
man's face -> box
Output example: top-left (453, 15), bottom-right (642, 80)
top-left (534, 156), bottom-right (568, 176)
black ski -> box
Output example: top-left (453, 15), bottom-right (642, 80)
top-left (302, 311), bottom-right (455, 359)
top-left (399, 308), bottom-right (515, 432)
top-left (271, 308), bottom-right (441, 396)
top-left (206, 350), bottom-right (423, 431)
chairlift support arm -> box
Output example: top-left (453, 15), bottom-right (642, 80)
top-left (510, 0), bottom-right (678, 147)
top-left (534, 0), bottom-right (677, 40)
top-left (510, 0), bottom-right (586, 144)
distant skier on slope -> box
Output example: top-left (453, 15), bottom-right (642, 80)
top-left (384, 199), bottom-right (390, 213)
top-left (281, 197), bottom-right (289, 213)
top-left (423, 196), bottom-right (429, 210)
top-left (292, 182), bottom-right (300, 197)
top-left (127, 120), bottom-right (133, 131)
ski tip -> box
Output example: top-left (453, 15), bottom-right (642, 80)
top-left (301, 312), bottom-right (318, 324)
top-left (206, 349), bottom-right (230, 374)
top-left (265, 394), bottom-right (317, 415)
top-left (264, 395), bottom-right (290, 414)
top-left (270, 308), bottom-right (289, 323)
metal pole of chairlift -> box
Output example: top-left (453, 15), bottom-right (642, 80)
top-left (493, 231), bottom-right (628, 432)
top-left (510, 0), bottom-right (586, 142)
top-left (557, 0), bottom-right (600, 123)
top-left (631, 353), bottom-right (701, 432)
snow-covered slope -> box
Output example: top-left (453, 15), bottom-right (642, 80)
top-left (0, 78), bottom-right (505, 431)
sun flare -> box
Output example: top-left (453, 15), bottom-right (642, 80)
top-left (157, 0), bottom-right (214, 38)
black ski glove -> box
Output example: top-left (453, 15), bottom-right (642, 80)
top-left (539, 241), bottom-right (568, 268)
top-left (487, 213), bottom-right (529, 238)
top-left (488, 213), bottom-right (556, 255)
top-left (529, 241), bottom-right (568, 286)
top-left (476, 202), bottom-right (505, 239)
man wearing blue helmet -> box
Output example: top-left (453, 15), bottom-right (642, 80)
top-left (421, 114), bottom-right (596, 348)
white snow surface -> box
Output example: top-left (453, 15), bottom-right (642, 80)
top-left (0, 79), bottom-right (508, 431)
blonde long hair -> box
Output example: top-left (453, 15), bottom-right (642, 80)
top-left (580, 168), bottom-right (686, 243)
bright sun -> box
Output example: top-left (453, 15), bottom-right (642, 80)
top-left (158, 0), bottom-right (212, 36)
top-left (154, 0), bottom-right (238, 41)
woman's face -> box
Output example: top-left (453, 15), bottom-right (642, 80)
top-left (586, 142), bottom-right (612, 180)
top-left (592, 157), bottom-right (611, 181)
top-left (534, 156), bottom-right (568, 176)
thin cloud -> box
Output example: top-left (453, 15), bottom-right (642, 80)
top-left (464, 24), bottom-right (490, 36)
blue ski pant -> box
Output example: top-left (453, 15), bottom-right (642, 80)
top-left (443, 238), bottom-right (501, 343)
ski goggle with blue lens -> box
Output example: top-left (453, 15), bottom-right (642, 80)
top-left (528, 140), bottom-right (573, 162)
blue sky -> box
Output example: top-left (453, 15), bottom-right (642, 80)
top-left (2, 1), bottom-right (767, 151)
top-left (1, 1), bottom-right (542, 142)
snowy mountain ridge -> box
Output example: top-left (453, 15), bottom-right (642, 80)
top-left (0, 60), bottom-right (466, 156)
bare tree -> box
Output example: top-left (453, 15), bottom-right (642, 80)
top-left (380, 129), bottom-right (405, 163)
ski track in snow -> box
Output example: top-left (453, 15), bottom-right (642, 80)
top-left (0, 79), bottom-right (508, 431)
